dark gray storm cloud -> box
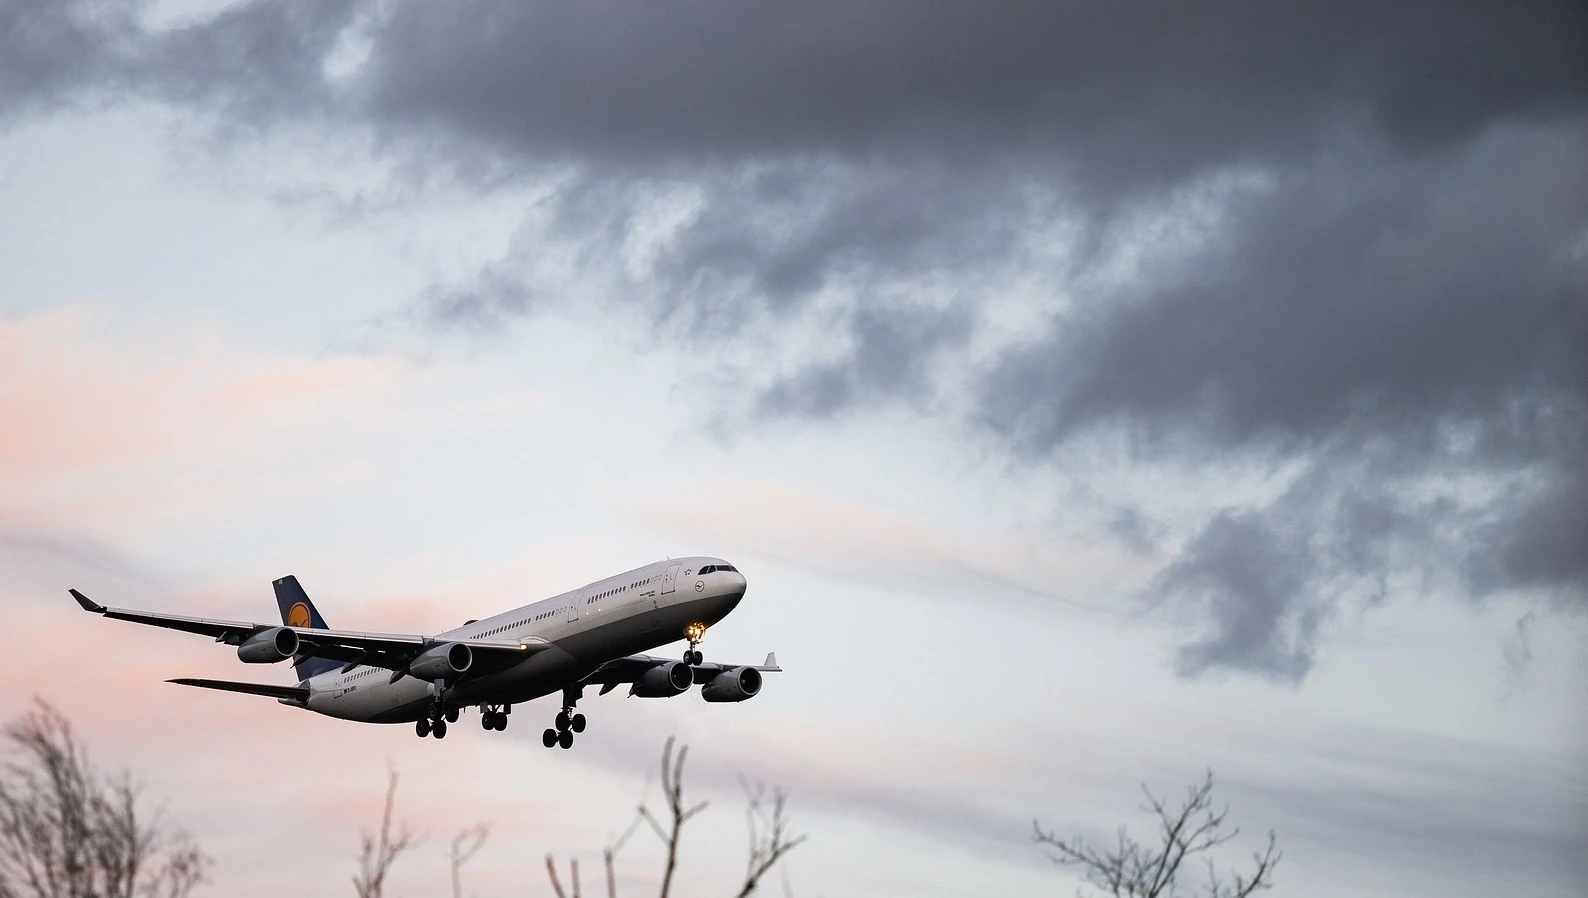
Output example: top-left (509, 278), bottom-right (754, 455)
top-left (327, 2), bottom-right (1588, 179)
top-left (7, 0), bottom-right (1585, 681)
top-left (0, 0), bottom-right (133, 117)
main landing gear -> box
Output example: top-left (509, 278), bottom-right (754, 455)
top-left (541, 687), bottom-right (586, 750)
top-left (479, 703), bottom-right (510, 731)
top-left (683, 622), bottom-right (708, 666)
top-left (415, 699), bottom-right (461, 739)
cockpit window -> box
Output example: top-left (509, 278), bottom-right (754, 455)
top-left (699, 564), bottom-right (737, 575)
top-left (700, 565), bottom-right (716, 575)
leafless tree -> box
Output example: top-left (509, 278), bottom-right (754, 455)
top-left (548, 737), bottom-right (806, 898)
top-left (0, 698), bottom-right (209, 898)
top-left (351, 769), bottom-right (419, 898)
top-left (1032, 770), bottom-right (1279, 898)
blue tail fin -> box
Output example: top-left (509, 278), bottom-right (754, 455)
top-left (273, 576), bottom-right (339, 682)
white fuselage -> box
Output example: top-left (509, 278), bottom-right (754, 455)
top-left (301, 557), bottom-right (747, 724)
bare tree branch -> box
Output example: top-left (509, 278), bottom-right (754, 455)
top-left (732, 781), bottom-right (807, 898)
top-left (0, 698), bottom-right (209, 898)
top-left (449, 824), bottom-right (489, 898)
top-left (602, 811), bottom-right (644, 898)
top-left (546, 855), bottom-right (582, 898)
top-left (561, 737), bottom-right (806, 898)
top-left (547, 855), bottom-right (568, 898)
top-left (640, 737), bottom-right (709, 898)
top-left (1033, 770), bottom-right (1280, 898)
top-left (352, 769), bottom-right (419, 898)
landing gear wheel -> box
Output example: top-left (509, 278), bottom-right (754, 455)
top-left (481, 712), bottom-right (496, 730)
top-left (496, 713), bottom-right (508, 731)
top-left (691, 650), bottom-right (705, 665)
top-left (445, 707), bottom-right (459, 723)
top-left (416, 719), bottom-right (431, 738)
top-left (542, 728), bottom-right (558, 748)
top-left (555, 710), bottom-right (571, 732)
top-left (558, 729), bottom-right (574, 749)
top-left (571, 713), bottom-right (586, 733)
top-left (432, 719), bottom-right (447, 739)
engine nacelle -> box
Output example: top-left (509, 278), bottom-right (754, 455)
top-left (237, 627), bottom-right (299, 663)
top-left (629, 661), bottom-right (694, 698)
top-left (408, 642), bottom-right (472, 681)
top-left (701, 666), bottom-right (762, 703)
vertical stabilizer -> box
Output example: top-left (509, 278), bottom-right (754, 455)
top-left (273, 576), bottom-right (338, 681)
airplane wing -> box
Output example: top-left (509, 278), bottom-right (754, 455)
top-left (69, 589), bottom-right (542, 676)
top-left (582, 651), bottom-right (781, 694)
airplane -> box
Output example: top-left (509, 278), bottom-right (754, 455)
top-left (68, 556), bottom-right (778, 748)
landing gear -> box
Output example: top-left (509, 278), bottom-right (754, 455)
top-left (416, 698), bottom-right (451, 739)
top-left (479, 703), bottom-right (510, 731)
top-left (684, 622), bottom-right (708, 665)
top-left (542, 688), bottom-right (585, 749)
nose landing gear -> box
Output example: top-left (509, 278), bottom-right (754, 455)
top-left (541, 688), bottom-right (586, 750)
top-left (684, 622), bottom-right (708, 666)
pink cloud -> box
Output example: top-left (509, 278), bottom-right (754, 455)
top-left (0, 306), bottom-right (421, 539)
top-left (2, 308), bottom-right (397, 471)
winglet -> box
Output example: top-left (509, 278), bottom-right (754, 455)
top-left (761, 651), bottom-right (780, 671)
top-left (69, 589), bottom-right (106, 613)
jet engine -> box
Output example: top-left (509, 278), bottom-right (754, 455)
top-left (629, 660), bottom-right (694, 697)
top-left (237, 626), bottom-right (299, 663)
top-left (701, 666), bottom-right (762, 702)
top-left (408, 642), bottom-right (472, 680)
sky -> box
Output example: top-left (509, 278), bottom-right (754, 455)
top-left (1, 1), bottom-right (1585, 895)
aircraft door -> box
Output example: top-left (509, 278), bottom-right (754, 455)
top-left (661, 562), bottom-right (681, 596)
top-left (567, 590), bottom-right (581, 622)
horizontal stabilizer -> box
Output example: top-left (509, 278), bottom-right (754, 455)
top-left (167, 678), bottom-right (309, 703)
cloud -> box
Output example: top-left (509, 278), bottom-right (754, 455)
top-left (565, 693), bottom-right (1588, 897)
top-left (44, 0), bottom-right (1561, 176)
top-left (1239, 727), bottom-right (1588, 895)
top-left (7, 0), bottom-right (1585, 683)
top-left (1149, 510), bottom-right (1325, 684)
top-left (0, 306), bottom-right (416, 539)
top-left (629, 475), bottom-right (1154, 614)
top-left (1500, 611), bottom-right (1538, 683)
